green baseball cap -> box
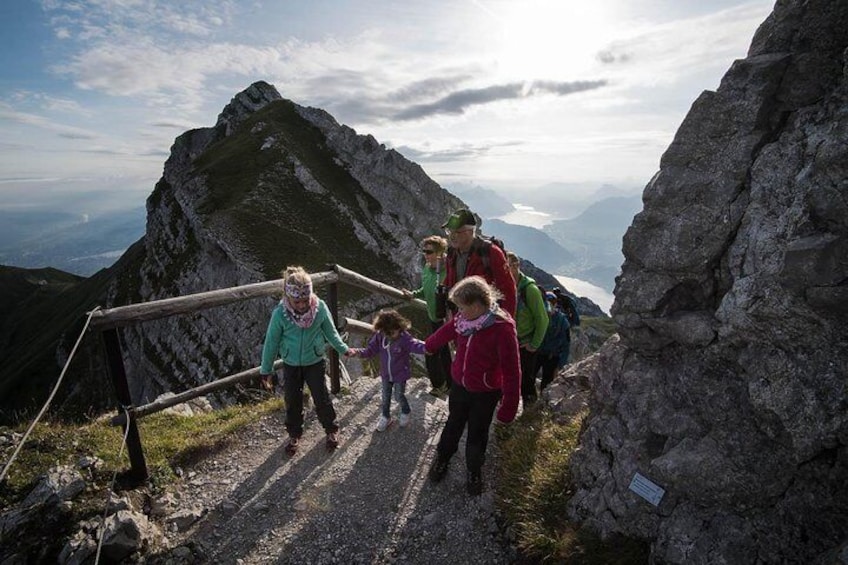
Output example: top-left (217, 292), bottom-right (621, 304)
top-left (442, 208), bottom-right (476, 230)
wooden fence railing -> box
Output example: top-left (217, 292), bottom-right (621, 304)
top-left (89, 264), bottom-right (426, 482)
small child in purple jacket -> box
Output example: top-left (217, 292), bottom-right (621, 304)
top-left (346, 309), bottom-right (426, 431)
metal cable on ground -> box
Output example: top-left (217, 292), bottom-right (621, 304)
top-left (0, 306), bottom-right (101, 485)
top-left (94, 405), bottom-right (132, 565)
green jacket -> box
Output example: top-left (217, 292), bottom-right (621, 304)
top-left (260, 299), bottom-right (349, 373)
top-left (515, 274), bottom-right (549, 349)
top-left (411, 265), bottom-right (447, 322)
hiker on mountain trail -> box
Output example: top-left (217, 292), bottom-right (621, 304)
top-left (260, 265), bottom-right (350, 455)
top-left (402, 235), bottom-right (452, 396)
top-left (424, 276), bottom-right (520, 496)
top-left (537, 292), bottom-right (572, 392)
top-left (506, 252), bottom-right (549, 408)
top-left (442, 208), bottom-right (517, 317)
top-left (346, 309), bottom-right (426, 432)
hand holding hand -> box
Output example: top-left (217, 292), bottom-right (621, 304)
top-left (345, 349), bottom-right (359, 358)
top-left (259, 375), bottom-right (273, 391)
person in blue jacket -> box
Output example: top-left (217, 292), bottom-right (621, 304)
top-left (260, 265), bottom-right (350, 456)
top-left (347, 309), bottom-right (426, 431)
top-left (537, 292), bottom-right (572, 391)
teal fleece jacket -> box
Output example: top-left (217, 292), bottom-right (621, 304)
top-left (515, 274), bottom-right (549, 349)
top-left (260, 299), bottom-right (349, 373)
top-left (411, 265), bottom-right (447, 322)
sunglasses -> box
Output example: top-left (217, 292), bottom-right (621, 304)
top-left (422, 249), bottom-right (436, 255)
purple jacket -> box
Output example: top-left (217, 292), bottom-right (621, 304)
top-left (358, 331), bottom-right (426, 383)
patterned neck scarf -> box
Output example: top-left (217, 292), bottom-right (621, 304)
top-left (454, 309), bottom-right (497, 336)
top-left (283, 294), bottom-right (319, 328)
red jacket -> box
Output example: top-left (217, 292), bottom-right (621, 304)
top-left (444, 238), bottom-right (517, 317)
top-left (425, 313), bottom-right (521, 423)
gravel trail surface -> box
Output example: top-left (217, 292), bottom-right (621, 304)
top-left (157, 376), bottom-right (515, 564)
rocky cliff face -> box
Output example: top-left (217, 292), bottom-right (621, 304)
top-left (567, 1), bottom-right (848, 563)
top-left (107, 81), bottom-right (466, 402)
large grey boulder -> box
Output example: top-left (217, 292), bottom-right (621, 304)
top-left (567, 0), bottom-right (848, 563)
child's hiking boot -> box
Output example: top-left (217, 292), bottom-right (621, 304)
top-left (466, 470), bottom-right (483, 496)
top-left (284, 437), bottom-right (299, 457)
top-left (376, 415), bottom-right (391, 432)
top-left (428, 455), bottom-right (450, 483)
top-left (326, 431), bottom-right (339, 451)
top-left (399, 412), bottom-right (410, 428)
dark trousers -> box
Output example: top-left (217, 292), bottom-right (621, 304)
top-left (538, 353), bottom-right (559, 391)
top-left (283, 361), bottom-right (338, 438)
top-left (436, 384), bottom-right (501, 473)
top-left (519, 347), bottom-right (539, 402)
top-left (425, 320), bottom-right (453, 389)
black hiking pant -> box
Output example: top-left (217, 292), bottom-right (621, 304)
top-left (519, 346), bottom-right (539, 404)
top-left (538, 353), bottom-right (559, 391)
top-left (283, 360), bottom-right (338, 438)
top-left (436, 384), bottom-right (501, 473)
top-left (425, 320), bottom-right (453, 389)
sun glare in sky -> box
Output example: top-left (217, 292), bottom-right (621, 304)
top-left (486, 0), bottom-right (616, 80)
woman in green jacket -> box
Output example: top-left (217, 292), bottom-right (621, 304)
top-left (403, 235), bottom-right (452, 395)
top-left (260, 265), bottom-right (350, 455)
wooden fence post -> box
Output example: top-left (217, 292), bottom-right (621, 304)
top-left (101, 328), bottom-right (149, 483)
top-left (326, 264), bottom-right (341, 394)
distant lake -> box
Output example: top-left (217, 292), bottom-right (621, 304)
top-left (555, 275), bottom-right (614, 315)
top-left (496, 204), bottom-right (555, 229)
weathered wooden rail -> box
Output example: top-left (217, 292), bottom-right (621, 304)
top-left (90, 264), bottom-right (425, 482)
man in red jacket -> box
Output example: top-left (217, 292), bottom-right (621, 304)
top-left (442, 209), bottom-right (517, 317)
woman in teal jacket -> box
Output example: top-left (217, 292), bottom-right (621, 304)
top-left (260, 265), bottom-right (350, 455)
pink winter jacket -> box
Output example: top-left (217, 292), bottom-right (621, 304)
top-left (425, 313), bottom-right (521, 423)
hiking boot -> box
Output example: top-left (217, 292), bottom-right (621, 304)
top-left (376, 415), bottom-right (391, 432)
top-left (466, 470), bottom-right (483, 496)
top-left (284, 437), bottom-right (299, 457)
top-left (399, 412), bottom-right (410, 428)
top-left (326, 431), bottom-right (339, 451)
top-left (428, 455), bottom-right (450, 483)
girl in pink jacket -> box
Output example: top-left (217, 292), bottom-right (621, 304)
top-left (424, 276), bottom-right (520, 495)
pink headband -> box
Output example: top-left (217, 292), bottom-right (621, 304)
top-left (285, 282), bottom-right (312, 299)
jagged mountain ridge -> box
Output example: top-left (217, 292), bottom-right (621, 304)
top-left (107, 81), bottom-right (469, 405)
top-left (0, 81), bottom-right (601, 421)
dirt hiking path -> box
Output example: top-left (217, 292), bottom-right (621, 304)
top-left (152, 375), bottom-right (515, 564)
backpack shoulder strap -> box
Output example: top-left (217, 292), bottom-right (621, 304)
top-left (472, 237), bottom-right (493, 277)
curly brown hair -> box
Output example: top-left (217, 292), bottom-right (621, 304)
top-left (372, 309), bottom-right (411, 334)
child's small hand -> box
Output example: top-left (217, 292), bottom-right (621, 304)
top-left (345, 349), bottom-right (358, 358)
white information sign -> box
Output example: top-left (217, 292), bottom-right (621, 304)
top-left (629, 472), bottom-right (665, 506)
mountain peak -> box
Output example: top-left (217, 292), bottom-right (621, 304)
top-left (215, 81), bottom-right (283, 135)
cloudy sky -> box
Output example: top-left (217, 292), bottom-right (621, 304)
top-left (0, 0), bottom-right (774, 215)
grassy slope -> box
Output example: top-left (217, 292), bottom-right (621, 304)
top-left (194, 100), bottom-right (405, 286)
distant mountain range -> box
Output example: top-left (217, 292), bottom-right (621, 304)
top-left (450, 183), bottom-right (644, 292)
top-left (544, 194), bottom-right (643, 291)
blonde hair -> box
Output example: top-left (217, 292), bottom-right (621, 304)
top-left (372, 309), bottom-right (411, 334)
top-left (448, 276), bottom-right (501, 310)
top-left (282, 265), bottom-right (311, 285)
top-left (421, 235), bottom-right (448, 254)
top-left (505, 251), bottom-right (520, 267)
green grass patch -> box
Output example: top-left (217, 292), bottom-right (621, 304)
top-left (496, 408), bottom-right (649, 564)
top-left (0, 397), bottom-right (282, 507)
